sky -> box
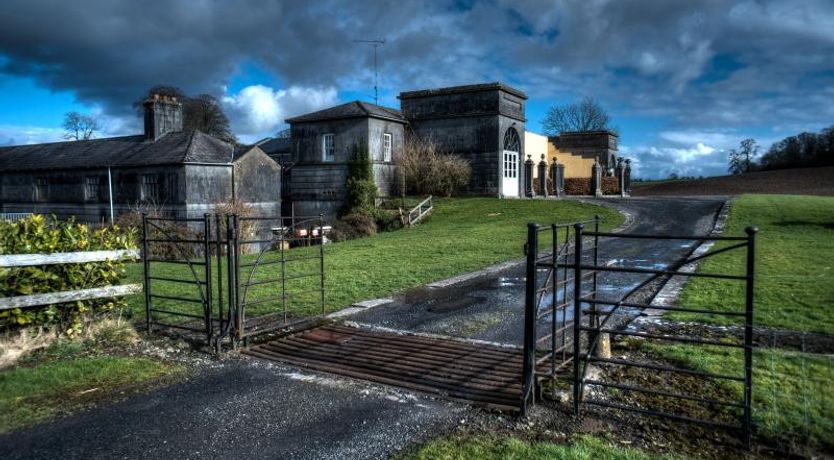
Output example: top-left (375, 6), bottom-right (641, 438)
top-left (0, 0), bottom-right (832, 179)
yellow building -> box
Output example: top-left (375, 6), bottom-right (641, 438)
top-left (548, 131), bottom-right (619, 178)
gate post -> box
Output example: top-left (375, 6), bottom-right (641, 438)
top-left (572, 223), bottom-right (584, 416)
top-left (538, 155), bottom-right (548, 198)
top-left (591, 160), bottom-right (602, 197)
top-left (141, 213), bottom-right (151, 334)
top-left (743, 226), bottom-right (757, 449)
top-left (524, 155), bottom-right (535, 197)
top-left (203, 213), bottom-right (213, 344)
top-left (521, 222), bottom-right (539, 415)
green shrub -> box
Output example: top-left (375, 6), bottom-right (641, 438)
top-left (345, 143), bottom-right (378, 215)
top-left (329, 213), bottom-right (378, 242)
top-left (0, 215), bottom-right (136, 335)
top-left (372, 208), bottom-right (404, 232)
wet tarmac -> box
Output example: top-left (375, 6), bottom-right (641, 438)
top-left (348, 196), bottom-right (727, 346)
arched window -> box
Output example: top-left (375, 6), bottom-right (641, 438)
top-left (503, 127), bottom-right (520, 153)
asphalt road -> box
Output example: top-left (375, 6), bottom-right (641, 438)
top-left (1, 196), bottom-right (726, 460)
top-left (348, 196), bottom-right (727, 345)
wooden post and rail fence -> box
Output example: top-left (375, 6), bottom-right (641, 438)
top-left (0, 249), bottom-right (141, 311)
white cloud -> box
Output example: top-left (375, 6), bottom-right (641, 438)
top-left (222, 84), bottom-right (338, 143)
top-left (0, 125), bottom-right (64, 145)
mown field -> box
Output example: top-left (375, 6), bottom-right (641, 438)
top-left (656, 194), bottom-right (834, 449)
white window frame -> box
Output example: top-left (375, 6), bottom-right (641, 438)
top-left (322, 133), bottom-right (335, 162)
top-left (382, 133), bottom-right (392, 163)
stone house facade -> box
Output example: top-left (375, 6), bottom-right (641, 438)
top-left (284, 101), bottom-right (406, 217)
top-left (0, 95), bottom-right (281, 223)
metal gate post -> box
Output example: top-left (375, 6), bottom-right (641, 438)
top-left (319, 214), bottom-right (326, 315)
top-left (214, 213), bottom-right (225, 352)
top-left (743, 226), bottom-right (757, 448)
top-left (203, 213), bottom-right (213, 344)
top-left (572, 223), bottom-right (584, 416)
top-left (521, 222), bottom-right (539, 415)
top-left (141, 213), bottom-right (152, 334)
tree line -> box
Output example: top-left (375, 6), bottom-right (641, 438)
top-left (729, 125), bottom-right (834, 174)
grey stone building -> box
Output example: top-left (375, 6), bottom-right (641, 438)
top-left (0, 94), bottom-right (281, 223)
top-left (284, 101), bottom-right (406, 217)
top-left (399, 82), bottom-right (527, 197)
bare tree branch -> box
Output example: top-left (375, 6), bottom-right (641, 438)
top-left (542, 97), bottom-right (614, 135)
top-left (62, 112), bottom-right (99, 140)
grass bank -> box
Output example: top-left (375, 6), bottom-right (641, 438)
top-left (674, 194), bottom-right (834, 333)
top-left (0, 354), bottom-right (180, 434)
top-left (647, 343), bottom-right (833, 449)
top-left (404, 435), bottom-right (681, 460)
top-left (125, 198), bottom-right (623, 319)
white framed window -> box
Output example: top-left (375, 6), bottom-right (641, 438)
top-left (322, 133), bottom-right (335, 162)
top-left (383, 133), bottom-right (392, 162)
top-left (84, 176), bottom-right (101, 202)
top-left (503, 152), bottom-right (518, 178)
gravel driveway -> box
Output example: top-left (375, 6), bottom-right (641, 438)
top-left (1, 196), bottom-right (725, 460)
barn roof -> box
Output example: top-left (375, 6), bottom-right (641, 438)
top-left (0, 130), bottom-right (237, 172)
top-left (285, 101), bottom-right (406, 124)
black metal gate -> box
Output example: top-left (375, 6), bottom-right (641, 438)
top-left (522, 220), bottom-right (757, 447)
top-left (141, 213), bottom-right (326, 350)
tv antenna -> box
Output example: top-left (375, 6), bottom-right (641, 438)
top-left (353, 38), bottom-right (385, 104)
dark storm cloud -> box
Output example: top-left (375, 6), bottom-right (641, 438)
top-left (0, 0), bottom-right (832, 171)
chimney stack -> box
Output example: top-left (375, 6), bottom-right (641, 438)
top-left (143, 93), bottom-right (183, 141)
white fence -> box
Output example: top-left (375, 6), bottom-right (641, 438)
top-left (0, 249), bottom-right (140, 311)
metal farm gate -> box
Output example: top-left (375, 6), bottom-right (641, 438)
top-left (141, 213), bottom-right (326, 350)
top-left (522, 219), bottom-right (757, 447)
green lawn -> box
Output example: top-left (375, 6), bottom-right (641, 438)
top-left (674, 194), bottom-right (834, 333)
top-left (0, 355), bottom-right (180, 433)
top-left (648, 343), bottom-right (834, 448)
top-left (404, 435), bottom-right (682, 460)
top-left (125, 198), bottom-right (623, 321)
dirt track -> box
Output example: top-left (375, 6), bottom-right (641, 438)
top-left (632, 166), bottom-right (834, 196)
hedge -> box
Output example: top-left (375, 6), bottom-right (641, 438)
top-left (0, 215), bottom-right (136, 335)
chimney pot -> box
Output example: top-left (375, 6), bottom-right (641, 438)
top-left (143, 94), bottom-right (183, 141)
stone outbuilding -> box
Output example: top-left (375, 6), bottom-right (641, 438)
top-left (284, 101), bottom-right (406, 217)
top-left (0, 94), bottom-right (281, 223)
top-left (399, 83), bottom-right (527, 197)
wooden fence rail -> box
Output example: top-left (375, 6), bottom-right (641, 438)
top-left (0, 248), bottom-right (141, 311)
top-left (407, 195), bottom-right (433, 226)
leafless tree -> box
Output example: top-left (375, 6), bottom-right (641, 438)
top-left (62, 112), bottom-right (99, 140)
top-left (542, 97), bottom-right (614, 135)
top-left (739, 138), bottom-right (758, 173)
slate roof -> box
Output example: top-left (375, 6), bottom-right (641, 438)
top-left (285, 101), bottom-right (406, 124)
top-left (257, 137), bottom-right (291, 156)
top-left (399, 82), bottom-right (527, 100)
top-left (0, 131), bottom-right (237, 173)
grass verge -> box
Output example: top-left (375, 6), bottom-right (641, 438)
top-left (124, 197), bottom-right (623, 320)
top-left (403, 435), bottom-right (682, 460)
top-left (647, 343), bottom-right (834, 449)
top-left (0, 355), bottom-right (181, 434)
top-left (674, 194), bottom-right (834, 333)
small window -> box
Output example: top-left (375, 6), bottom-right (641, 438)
top-left (141, 174), bottom-right (160, 202)
top-left (84, 176), bottom-right (101, 202)
top-left (383, 133), bottom-right (392, 162)
top-left (34, 177), bottom-right (49, 202)
top-left (322, 134), bottom-right (335, 162)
